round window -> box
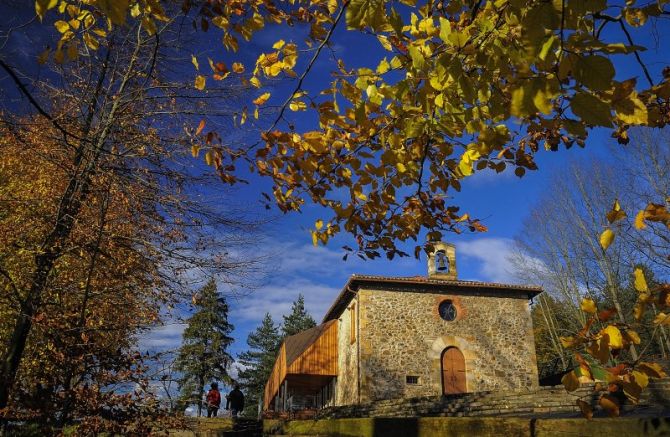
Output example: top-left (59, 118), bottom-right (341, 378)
top-left (439, 300), bottom-right (457, 321)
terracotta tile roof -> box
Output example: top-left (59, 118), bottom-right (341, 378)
top-left (322, 274), bottom-right (543, 323)
top-left (284, 319), bottom-right (337, 367)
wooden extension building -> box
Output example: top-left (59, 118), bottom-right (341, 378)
top-left (264, 319), bottom-right (338, 412)
top-left (263, 242), bottom-right (542, 415)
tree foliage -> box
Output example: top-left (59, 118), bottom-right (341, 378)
top-left (27, 0), bottom-right (670, 260)
top-left (175, 279), bottom-right (235, 416)
top-left (282, 294), bottom-right (317, 338)
top-left (513, 130), bottom-right (669, 416)
top-left (0, 6), bottom-right (263, 426)
top-left (237, 313), bottom-right (282, 417)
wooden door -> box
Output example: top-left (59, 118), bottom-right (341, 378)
top-left (441, 347), bottom-right (466, 395)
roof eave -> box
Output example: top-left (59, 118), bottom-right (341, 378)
top-left (321, 275), bottom-right (543, 323)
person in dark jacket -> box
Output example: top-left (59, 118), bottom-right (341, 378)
top-left (226, 385), bottom-right (245, 417)
top-left (205, 383), bottom-right (221, 417)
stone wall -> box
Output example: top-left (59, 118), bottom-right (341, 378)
top-left (357, 287), bottom-right (538, 402)
top-left (318, 378), bottom-right (670, 419)
top-left (335, 296), bottom-right (358, 405)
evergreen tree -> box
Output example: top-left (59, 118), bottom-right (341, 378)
top-left (237, 313), bottom-right (282, 416)
top-left (282, 294), bottom-right (317, 338)
top-left (175, 279), bottom-right (234, 416)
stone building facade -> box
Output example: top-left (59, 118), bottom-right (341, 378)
top-left (264, 243), bottom-right (541, 412)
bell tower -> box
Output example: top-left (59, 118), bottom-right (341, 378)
top-left (427, 241), bottom-right (457, 280)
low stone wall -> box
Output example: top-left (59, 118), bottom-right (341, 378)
top-left (316, 378), bottom-right (670, 419)
top-left (264, 417), bottom-right (670, 436)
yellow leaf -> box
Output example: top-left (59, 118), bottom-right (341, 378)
top-left (601, 325), bottom-right (623, 349)
top-left (35, 0), bottom-right (58, 20)
top-left (580, 298), bottom-right (597, 314)
top-left (191, 145), bottom-right (200, 158)
top-left (624, 329), bottom-right (641, 345)
top-left (561, 370), bottom-right (580, 392)
top-left (614, 94), bottom-right (648, 125)
top-left (631, 370), bottom-right (649, 389)
top-left (606, 200), bottom-right (626, 223)
top-left (599, 228), bottom-right (614, 250)
top-left (653, 312), bottom-right (670, 326)
top-left (457, 149), bottom-right (481, 177)
top-left (250, 77), bottom-right (261, 88)
top-left (82, 32), bottom-right (99, 50)
top-left (54, 20), bottom-right (70, 33)
top-left (191, 55), bottom-right (199, 70)
top-left (194, 75), bottom-right (206, 91)
top-left (289, 100), bottom-right (307, 111)
top-left (272, 39), bottom-right (285, 50)
top-left (205, 150), bottom-right (213, 166)
top-left (634, 210), bottom-right (647, 230)
top-left (634, 268), bottom-right (648, 293)
top-left (142, 16), bottom-right (157, 35)
top-left (377, 35), bottom-right (393, 51)
top-left (396, 162), bottom-right (407, 173)
top-left (315, 219), bottom-right (324, 230)
top-left (253, 92), bottom-right (271, 106)
top-left (560, 336), bottom-right (576, 348)
top-left (311, 231), bottom-right (318, 246)
top-left (637, 362), bottom-right (667, 379)
top-left (232, 62), bottom-right (245, 73)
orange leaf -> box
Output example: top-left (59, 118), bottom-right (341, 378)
top-left (562, 370), bottom-right (580, 392)
top-left (196, 119), bottom-right (206, 135)
top-left (597, 308), bottom-right (617, 322)
top-left (576, 399), bottom-right (593, 419)
top-left (599, 394), bottom-right (620, 417)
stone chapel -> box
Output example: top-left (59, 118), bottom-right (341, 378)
top-left (263, 242), bottom-right (542, 413)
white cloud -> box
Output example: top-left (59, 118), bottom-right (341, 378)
top-left (456, 238), bottom-right (521, 284)
top-left (138, 323), bottom-right (185, 352)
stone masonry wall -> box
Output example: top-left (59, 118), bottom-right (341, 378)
top-left (336, 296), bottom-right (358, 405)
top-left (318, 378), bottom-right (670, 419)
top-left (357, 287), bottom-right (538, 403)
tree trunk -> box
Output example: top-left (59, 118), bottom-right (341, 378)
top-left (0, 37), bottom-right (139, 410)
top-left (197, 377), bottom-right (205, 417)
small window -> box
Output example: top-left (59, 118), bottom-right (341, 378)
top-left (350, 303), bottom-right (356, 344)
top-left (406, 375), bottom-right (419, 385)
top-left (439, 300), bottom-right (457, 321)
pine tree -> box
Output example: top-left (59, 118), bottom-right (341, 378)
top-left (282, 294), bottom-right (317, 338)
top-left (175, 279), bottom-right (234, 416)
top-left (237, 313), bottom-right (282, 416)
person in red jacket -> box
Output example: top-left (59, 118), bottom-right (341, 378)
top-left (205, 382), bottom-right (221, 417)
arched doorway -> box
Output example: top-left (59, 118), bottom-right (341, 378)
top-left (441, 347), bottom-right (466, 395)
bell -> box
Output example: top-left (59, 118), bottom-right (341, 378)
top-left (437, 253), bottom-right (448, 271)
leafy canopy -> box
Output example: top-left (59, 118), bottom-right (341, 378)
top-left (32, 0), bottom-right (670, 260)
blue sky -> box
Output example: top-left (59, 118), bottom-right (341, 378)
top-left (2, 2), bottom-right (668, 388)
top-left (138, 11), bottom-right (670, 389)
top-left (140, 13), bottom-right (670, 375)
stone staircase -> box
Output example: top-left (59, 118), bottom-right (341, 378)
top-left (317, 378), bottom-right (670, 419)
